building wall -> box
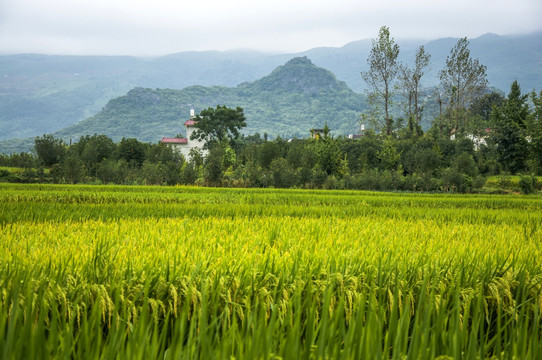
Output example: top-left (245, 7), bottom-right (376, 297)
top-left (186, 127), bottom-right (206, 150)
top-left (168, 143), bottom-right (206, 160)
top-left (184, 127), bottom-right (207, 158)
top-left (162, 113), bottom-right (208, 159)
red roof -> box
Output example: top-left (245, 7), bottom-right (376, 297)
top-left (160, 137), bottom-right (187, 144)
top-left (184, 120), bottom-right (197, 127)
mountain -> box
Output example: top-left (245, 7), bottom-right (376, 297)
top-left (44, 57), bottom-right (366, 146)
top-left (0, 55), bottom-right (141, 140)
top-left (0, 52), bottom-right (289, 144)
top-left (1, 32), bottom-right (541, 152)
top-left (417, 32), bottom-right (542, 91)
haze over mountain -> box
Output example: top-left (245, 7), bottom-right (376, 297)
top-left (0, 32), bottom-right (541, 153)
top-left (50, 57), bottom-right (365, 143)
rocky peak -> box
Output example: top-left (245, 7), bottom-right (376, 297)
top-left (240, 56), bottom-right (348, 94)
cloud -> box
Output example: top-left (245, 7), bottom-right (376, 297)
top-left (0, 0), bottom-right (540, 55)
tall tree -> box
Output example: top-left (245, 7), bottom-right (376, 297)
top-left (34, 134), bottom-right (66, 167)
top-left (117, 138), bottom-right (146, 167)
top-left (78, 134), bottom-right (116, 176)
top-left (400, 45), bottom-right (431, 136)
top-left (191, 105), bottom-right (246, 149)
top-left (439, 37), bottom-right (487, 134)
top-left (528, 90), bottom-right (542, 173)
top-left (469, 92), bottom-right (505, 123)
top-left (361, 26), bottom-right (400, 135)
top-left (491, 81), bottom-right (529, 174)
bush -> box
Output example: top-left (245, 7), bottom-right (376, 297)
top-left (473, 175), bottom-right (487, 190)
top-left (270, 158), bottom-right (297, 188)
top-left (342, 173), bottom-right (363, 190)
top-left (323, 175), bottom-right (341, 190)
top-left (359, 169), bottom-right (381, 190)
top-left (441, 167), bottom-right (473, 193)
top-left (519, 174), bottom-right (535, 195)
top-left (0, 169), bottom-right (10, 178)
top-left (312, 166), bottom-right (327, 188)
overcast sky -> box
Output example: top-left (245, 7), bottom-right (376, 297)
top-left (1, 0), bottom-right (541, 56)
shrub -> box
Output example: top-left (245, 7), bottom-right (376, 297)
top-left (519, 174), bottom-right (535, 194)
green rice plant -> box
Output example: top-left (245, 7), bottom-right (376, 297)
top-left (0, 183), bottom-right (541, 358)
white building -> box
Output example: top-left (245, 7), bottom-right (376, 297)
top-left (450, 128), bottom-right (491, 150)
top-left (160, 109), bottom-right (207, 159)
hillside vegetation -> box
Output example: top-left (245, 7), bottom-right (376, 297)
top-left (54, 57), bottom-right (366, 143)
top-left (1, 32), bottom-right (541, 146)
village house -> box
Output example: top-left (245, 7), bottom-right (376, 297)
top-left (450, 128), bottom-right (491, 150)
top-left (310, 123), bottom-right (331, 140)
top-left (160, 109), bottom-right (207, 158)
top-left (348, 124), bottom-right (366, 139)
top-left (309, 128), bottom-right (325, 140)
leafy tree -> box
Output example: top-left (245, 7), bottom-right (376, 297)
top-left (34, 134), bottom-right (66, 167)
top-left (50, 164), bottom-right (63, 184)
top-left (96, 159), bottom-right (119, 184)
top-left (191, 105), bottom-right (246, 149)
top-left (188, 148), bottom-right (204, 170)
top-left (298, 164), bottom-right (314, 187)
top-left (400, 45), bottom-right (431, 136)
top-left (258, 141), bottom-right (282, 170)
top-left (527, 90), bottom-right (542, 174)
top-left (286, 140), bottom-right (319, 173)
top-left (117, 138), bottom-right (146, 167)
top-left (162, 161), bottom-right (182, 185)
top-left (340, 141), bottom-right (363, 174)
top-left (270, 158), bottom-right (297, 188)
top-left (401, 139), bottom-right (442, 176)
top-left (147, 142), bottom-right (184, 165)
top-left (181, 162), bottom-right (198, 185)
top-left (62, 154), bottom-right (85, 184)
top-left (378, 137), bottom-right (400, 171)
top-left (519, 174), bottom-right (536, 194)
top-left (142, 161), bottom-right (165, 185)
top-left (0, 152), bottom-right (36, 169)
top-left (469, 91), bottom-right (505, 124)
top-left (78, 134), bottom-right (116, 176)
top-left (453, 152), bottom-right (479, 178)
top-left (311, 138), bottom-right (343, 175)
top-left (204, 144), bottom-right (227, 186)
top-left (361, 26), bottom-right (400, 135)
top-left (439, 37), bottom-right (487, 134)
top-left (490, 81), bottom-right (530, 174)
top-left (357, 131), bottom-right (382, 171)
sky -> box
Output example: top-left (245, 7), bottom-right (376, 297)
top-left (0, 0), bottom-right (541, 56)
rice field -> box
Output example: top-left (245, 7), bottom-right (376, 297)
top-left (1, 183), bottom-right (541, 359)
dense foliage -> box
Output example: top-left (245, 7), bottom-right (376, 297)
top-left (2, 83), bottom-right (541, 194)
top-left (2, 33), bottom-right (541, 194)
top-left (1, 33), bottom-right (541, 151)
top-left (1, 184), bottom-right (541, 358)
top-left (41, 57), bottom-right (367, 144)
top-left (191, 105), bottom-right (246, 149)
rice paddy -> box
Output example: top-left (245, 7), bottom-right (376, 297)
top-left (1, 183), bottom-right (541, 359)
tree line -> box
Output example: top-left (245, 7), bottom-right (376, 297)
top-left (1, 27), bottom-right (541, 193)
top-left (0, 80), bottom-right (540, 194)
top-left (362, 26), bottom-right (490, 137)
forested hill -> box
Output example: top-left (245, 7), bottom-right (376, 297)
top-left (1, 32), bottom-right (540, 147)
top-left (52, 57), bottom-right (365, 144)
top-left (241, 56), bottom-right (350, 93)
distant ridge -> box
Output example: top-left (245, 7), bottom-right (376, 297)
top-left (241, 57), bottom-right (350, 93)
top-left (46, 57), bottom-right (366, 147)
top-left (1, 32), bottom-right (541, 152)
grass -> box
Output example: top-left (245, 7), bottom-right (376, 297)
top-left (1, 184), bottom-right (541, 359)
top-left (484, 175), bottom-right (542, 193)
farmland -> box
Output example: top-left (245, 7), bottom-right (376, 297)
top-left (1, 184), bottom-right (541, 359)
